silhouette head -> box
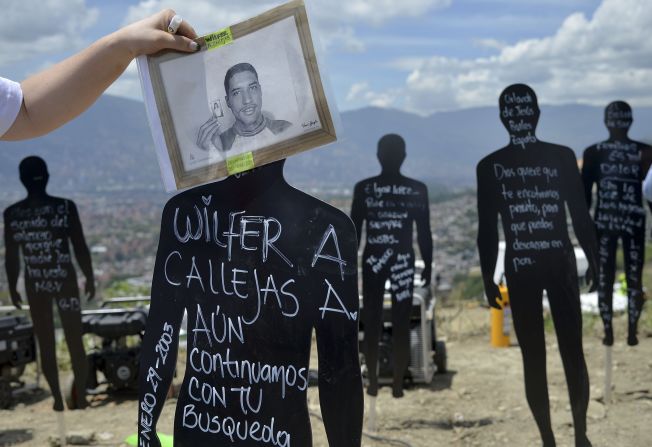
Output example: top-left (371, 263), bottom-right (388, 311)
top-left (19, 156), bottom-right (49, 195)
top-left (224, 62), bottom-right (263, 133)
top-left (604, 101), bottom-right (632, 136)
top-left (377, 134), bottom-right (406, 173)
top-left (499, 83), bottom-right (540, 144)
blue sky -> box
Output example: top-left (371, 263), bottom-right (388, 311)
top-left (3, 0), bottom-right (650, 115)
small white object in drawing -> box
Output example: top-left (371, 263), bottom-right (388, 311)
top-left (212, 99), bottom-right (224, 118)
top-left (167, 15), bottom-right (183, 34)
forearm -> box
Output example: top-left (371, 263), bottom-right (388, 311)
top-left (572, 216), bottom-right (598, 267)
top-left (4, 228), bottom-right (20, 292)
top-left (5, 253), bottom-right (19, 292)
top-left (138, 314), bottom-right (180, 446)
top-left (2, 9), bottom-right (197, 141)
top-left (6, 34), bottom-right (131, 140)
top-left (74, 245), bottom-right (94, 285)
top-left (477, 235), bottom-right (498, 286)
top-left (319, 365), bottom-right (363, 446)
top-left (417, 230), bottom-right (433, 268)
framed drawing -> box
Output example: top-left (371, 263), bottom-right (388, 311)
top-left (138, 0), bottom-right (338, 191)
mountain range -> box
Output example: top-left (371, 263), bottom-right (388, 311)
top-left (1, 95), bottom-right (651, 195)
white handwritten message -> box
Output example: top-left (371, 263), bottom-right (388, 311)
top-left (7, 202), bottom-right (74, 293)
top-left (139, 195), bottom-right (356, 446)
top-left (493, 161), bottom-right (565, 272)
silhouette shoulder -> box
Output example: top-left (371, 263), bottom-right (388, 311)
top-left (288, 186), bottom-right (355, 230)
top-left (583, 144), bottom-right (598, 157)
top-left (353, 176), bottom-right (378, 194)
top-left (477, 150), bottom-right (500, 175)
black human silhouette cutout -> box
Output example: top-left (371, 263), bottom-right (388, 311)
top-left (137, 160), bottom-right (363, 447)
top-left (581, 101), bottom-right (652, 347)
top-left (476, 84), bottom-right (599, 447)
top-left (4, 156), bottom-right (95, 411)
top-left (350, 134), bottom-right (432, 398)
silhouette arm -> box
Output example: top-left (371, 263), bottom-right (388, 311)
top-left (3, 210), bottom-right (22, 308)
top-left (639, 145), bottom-right (652, 211)
top-left (314, 220), bottom-right (363, 446)
top-left (580, 147), bottom-right (596, 209)
top-left (415, 185), bottom-right (433, 286)
top-left (138, 203), bottom-right (185, 447)
top-left (68, 201), bottom-right (95, 299)
top-left (564, 151), bottom-right (599, 288)
top-left (476, 161), bottom-right (502, 308)
top-left (350, 183), bottom-right (365, 249)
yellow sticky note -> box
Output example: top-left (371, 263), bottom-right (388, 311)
top-left (204, 27), bottom-right (234, 50)
top-left (227, 152), bottom-right (255, 175)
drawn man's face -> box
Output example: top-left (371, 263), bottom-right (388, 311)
top-left (225, 70), bottom-right (263, 129)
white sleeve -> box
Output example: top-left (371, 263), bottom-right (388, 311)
top-left (643, 166), bottom-right (652, 202)
top-left (0, 77), bottom-right (23, 137)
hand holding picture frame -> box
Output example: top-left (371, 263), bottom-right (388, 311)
top-left (138, 0), bottom-right (338, 191)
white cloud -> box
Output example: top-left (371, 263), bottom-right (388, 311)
top-left (0, 0), bottom-right (98, 66)
top-left (111, 0), bottom-right (451, 98)
top-left (122, 0), bottom-right (450, 46)
top-left (370, 0), bottom-right (652, 114)
top-left (474, 38), bottom-right (507, 51)
top-left (346, 82), bottom-right (398, 108)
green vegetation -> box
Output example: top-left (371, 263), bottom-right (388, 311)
top-left (448, 271), bottom-right (485, 302)
top-left (102, 279), bottom-right (150, 299)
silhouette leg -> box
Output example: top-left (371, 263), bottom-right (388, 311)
top-left (56, 297), bottom-right (88, 409)
top-left (596, 232), bottom-right (617, 346)
top-left (390, 289), bottom-right (413, 398)
top-left (27, 296), bottom-right (64, 411)
top-left (547, 272), bottom-right (591, 447)
top-left (362, 266), bottom-right (386, 396)
top-left (623, 233), bottom-right (644, 346)
top-left (509, 282), bottom-right (555, 446)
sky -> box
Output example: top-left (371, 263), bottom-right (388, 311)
top-left (2, 0), bottom-right (651, 115)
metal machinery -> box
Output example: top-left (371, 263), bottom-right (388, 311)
top-left (359, 283), bottom-right (447, 387)
top-left (0, 309), bottom-right (37, 408)
top-left (66, 297), bottom-right (149, 408)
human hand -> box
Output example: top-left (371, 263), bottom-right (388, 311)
top-left (197, 117), bottom-right (224, 151)
top-left (585, 266), bottom-right (598, 293)
top-left (484, 281), bottom-right (503, 309)
top-left (85, 280), bottom-right (96, 302)
top-left (420, 265), bottom-right (432, 287)
top-left (9, 289), bottom-right (23, 310)
top-left (114, 9), bottom-right (199, 58)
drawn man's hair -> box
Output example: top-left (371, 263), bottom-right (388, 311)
top-left (224, 62), bottom-right (259, 95)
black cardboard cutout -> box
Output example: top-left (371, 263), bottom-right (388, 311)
top-left (350, 134), bottom-right (433, 398)
top-left (3, 156), bottom-right (94, 411)
top-left (137, 160), bottom-right (363, 447)
top-left (476, 85), bottom-right (598, 447)
top-left (581, 101), bottom-right (652, 346)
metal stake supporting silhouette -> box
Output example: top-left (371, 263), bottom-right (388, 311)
top-left (604, 345), bottom-right (612, 404)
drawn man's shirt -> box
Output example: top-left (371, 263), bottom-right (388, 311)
top-left (219, 118), bottom-right (292, 156)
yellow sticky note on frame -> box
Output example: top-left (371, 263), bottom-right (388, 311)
top-left (226, 152), bottom-right (255, 175)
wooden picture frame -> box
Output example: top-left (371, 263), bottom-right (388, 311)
top-left (140, 0), bottom-right (337, 190)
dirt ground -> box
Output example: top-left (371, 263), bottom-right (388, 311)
top-left (1, 304), bottom-right (651, 447)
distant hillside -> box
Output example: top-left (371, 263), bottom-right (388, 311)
top-left (1, 95), bottom-right (651, 195)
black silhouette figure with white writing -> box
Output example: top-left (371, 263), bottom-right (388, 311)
top-left (351, 134), bottom-right (432, 398)
top-left (4, 156), bottom-right (95, 411)
top-left (476, 84), bottom-right (598, 447)
top-left (582, 101), bottom-right (652, 346)
top-left (137, 160), bottom-right (363, 447)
